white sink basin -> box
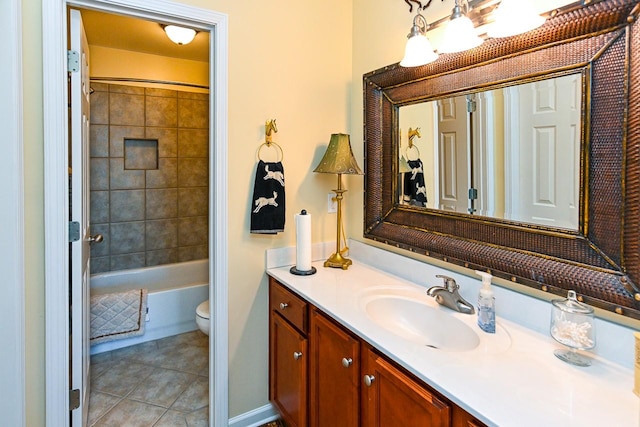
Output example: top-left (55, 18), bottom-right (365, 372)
top-left (364, 294), bottom-right (481, 351)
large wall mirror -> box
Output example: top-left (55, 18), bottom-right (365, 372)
top-left (363, 0), bottom-right (640, 319)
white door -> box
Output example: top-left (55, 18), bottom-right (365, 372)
top-left (437, 96), bottom-right (470, 212)
top-left (507, 75), bottom-right (580, 229)
top-left (70, 9), bottom-right (94, 426)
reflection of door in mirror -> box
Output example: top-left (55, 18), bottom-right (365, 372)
top-left (397, 73), bottom-right (581, 230)
top-left (504, 74), bottom-right (580, 229)
top-left (437, 96), bottom-right (469, 213)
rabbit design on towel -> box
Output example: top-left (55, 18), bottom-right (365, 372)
top-left (254, 191), bottom-right (279, 213)
top-left (410, 163), bottom-right (423, 180)
top-left (264, 165), bottom-right (285, 186)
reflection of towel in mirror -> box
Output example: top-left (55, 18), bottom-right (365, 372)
top-left (403, 159), bottom-right (427, 207)
top-left (251, 160), bottom-right (285, 234)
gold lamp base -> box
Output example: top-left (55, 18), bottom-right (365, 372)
top-left (324, 251), bottom-right (352, 270)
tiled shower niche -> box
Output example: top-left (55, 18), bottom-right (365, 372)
top-left (89, 82), bottom-right (209, 274)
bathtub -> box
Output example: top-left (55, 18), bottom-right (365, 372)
top-left (89, 259), bottom-right (209, 355)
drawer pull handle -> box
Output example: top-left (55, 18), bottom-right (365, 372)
top-left (293, 351), bottom-right (303, 360)
top-left (342, 357), bottom-right (353, 368)
top-left (363, 375), bottom-right (375, 387)
top-left (279, 303), bottom-right (289, 310)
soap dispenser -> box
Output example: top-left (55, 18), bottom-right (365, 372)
top-left (475, 270), bottom-right (496, 333)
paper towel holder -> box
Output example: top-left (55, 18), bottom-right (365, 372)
top-left (290, 266), bottom-right (317, 276)
top-left (290, 209), bottom-right (317, 276)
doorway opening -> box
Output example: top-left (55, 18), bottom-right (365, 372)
top-left (71, 9), bottom-right (211, 425)
top-left (43, 0), bottom-right (228, 425)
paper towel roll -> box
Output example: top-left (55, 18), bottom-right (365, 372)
top-left (295, 210), bottom-right (312, 272)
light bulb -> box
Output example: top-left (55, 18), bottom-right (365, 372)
top-left (164, 25), bottom-right (197, 45)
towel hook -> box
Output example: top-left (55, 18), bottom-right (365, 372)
top-left (258, 119), bottom-right (283, 162)
top-left (265, 119), bottom-right (277, 145)
top-left (404, 127), bottom-right (421, 160)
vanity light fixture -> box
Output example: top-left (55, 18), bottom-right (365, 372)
top-left (313, 133), bottom-right (363, 269)
top-left (487, 0), bottom-right (545, 38)
top-left (400, 10), bottom-right (439, 67)
top-left (163, 24), bottom-right (197, 45)
top-left (438, 0), bottom-right (483, 54)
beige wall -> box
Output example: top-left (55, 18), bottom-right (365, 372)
top-left (23, 0), bottom-right (45, 425)
top-left (89, 45), bottom-right (209, 92)
top-left (21, 0), bottom-right (589, 424)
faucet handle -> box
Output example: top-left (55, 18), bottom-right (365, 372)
top-left (435, 275), bottom-right (458, 292)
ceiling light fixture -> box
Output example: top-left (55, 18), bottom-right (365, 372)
top-left (163, 24), bottom-right (197, 45)
top-left (438, 0), bottom-right (483, 54)
top-left (487, 0), bottom-right (545, 38)
top-left (400, 9), bottom-right (438, 67)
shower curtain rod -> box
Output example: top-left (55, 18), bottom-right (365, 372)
top-left (90, 76), bottom-right (209, 90)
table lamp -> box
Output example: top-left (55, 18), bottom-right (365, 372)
top-left (313, 133), bottom-right (363, 269)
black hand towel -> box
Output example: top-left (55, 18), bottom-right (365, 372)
top-left (251, 160), bottom-right (285, 234)
top-left (403, 159), bottom-right (428, 207)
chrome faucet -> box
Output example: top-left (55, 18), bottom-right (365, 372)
top-left (427, 275), bottom-right (475, 314)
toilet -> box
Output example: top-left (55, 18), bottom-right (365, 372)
top-left (196, 300), bottom-right (210, 336)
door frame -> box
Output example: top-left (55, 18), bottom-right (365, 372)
top-left (0, 0), bottom-right (25, 424)
top-left (42, 0), bottom-right (229, 425)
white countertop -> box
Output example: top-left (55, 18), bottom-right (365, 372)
top-left (267, 257), bottom-right (638, 426)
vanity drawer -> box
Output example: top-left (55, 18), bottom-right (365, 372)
top-left (269, 277), bottom-right (308, 333)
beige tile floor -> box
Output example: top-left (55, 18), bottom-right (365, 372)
top-left (88, 330), bottom-right (209, 427)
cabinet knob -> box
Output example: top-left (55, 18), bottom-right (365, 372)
top-left (279, 302), bottom-right (289, 310)
top-left (293, 351), bottom-right (303, 360)
top-left (363, 375), bottom-right (375, 387)
top-left (341, 357), bottom-right (353, 368)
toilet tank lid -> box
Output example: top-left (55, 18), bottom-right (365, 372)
top-left (196, 300), bottom-right (210, 318)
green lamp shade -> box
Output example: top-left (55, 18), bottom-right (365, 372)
top-left (313, 133), bottom-right (363, 175)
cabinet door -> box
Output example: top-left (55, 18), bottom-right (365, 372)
top-left (362, 348), bottom-right (451, 427)
top-left (309, 310), bottom-right (360, 427)
top-left (270, 313), bottom-right (308, 427)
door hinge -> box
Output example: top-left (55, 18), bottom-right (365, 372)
top-left (69, 221), bottom-right (80, 242)
top-left (69, 388), bottom-right (80, 411)
top-left (67, 50), bottom-right (79, 73)
top-left (466, 95), bottom-right (477, 113)
top-left (468, 188), bottom-right (478, 214)
top-left (468, 188), bottom-right (478, 200)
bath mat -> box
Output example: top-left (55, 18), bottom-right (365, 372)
top-left (90, 288), bottom-right (148, 345)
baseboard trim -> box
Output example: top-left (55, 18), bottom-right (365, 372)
top-left (228, 403), bottom-right (279, 427)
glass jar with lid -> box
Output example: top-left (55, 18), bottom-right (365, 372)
top-left (550, 290), bottom-right (596, 366)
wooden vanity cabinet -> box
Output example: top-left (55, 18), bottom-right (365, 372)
top-left (269, 277), bottom-right (309, 427)
top-left (309, 308), bottom-right (360, 427)
top-left (361, 345), bottom-right (451, 426)
top-left (269, 277), bottom-right (487, 427)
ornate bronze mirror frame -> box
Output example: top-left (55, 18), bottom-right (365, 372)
top-left (363, 0), bottom-right (640, 319)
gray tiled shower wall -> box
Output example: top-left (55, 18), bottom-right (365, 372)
top-left (89, 82), bottom-right (209, 274)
